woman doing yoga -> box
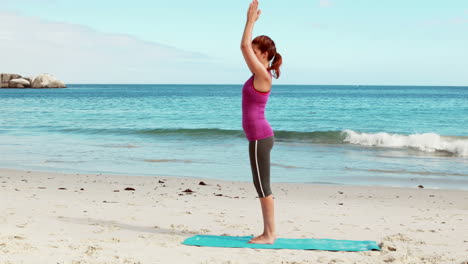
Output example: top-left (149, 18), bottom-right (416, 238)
top-left (241, 0), bottom-right (283, 244)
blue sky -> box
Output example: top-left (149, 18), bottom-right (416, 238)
top-left (1, 0), bottom-right (467, 85)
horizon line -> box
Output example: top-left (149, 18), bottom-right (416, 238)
top-left (66, 83), bottom-right (468, 87)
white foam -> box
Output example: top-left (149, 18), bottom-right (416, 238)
top-left (342, 129), bottom-right (468, 157)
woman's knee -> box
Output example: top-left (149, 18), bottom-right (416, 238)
top-left (253, 180), bottom-right (272, 198)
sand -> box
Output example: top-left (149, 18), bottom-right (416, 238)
top-left (1, 167), bottom-right (467, 264)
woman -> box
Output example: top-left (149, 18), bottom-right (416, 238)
top-left (241, 0), bottom-right (283, 244)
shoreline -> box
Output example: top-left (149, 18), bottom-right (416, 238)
top-left (2, 164), bottom-right (468, 192)
top-left (1, 167), bottom-right (468, 263)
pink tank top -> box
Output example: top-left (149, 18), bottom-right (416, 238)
top-left (242, 73), bottom-right (274, 141)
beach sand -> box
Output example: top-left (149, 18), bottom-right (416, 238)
top-left (1, 167), bottom-right (467, 264)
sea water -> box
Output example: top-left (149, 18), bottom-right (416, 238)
top-left (1, 84), bottom-right (467, 189)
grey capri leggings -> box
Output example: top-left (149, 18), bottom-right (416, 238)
top-left (248, 136), bottom-right (274, 198)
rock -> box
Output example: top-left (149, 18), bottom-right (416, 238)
top-left (388, 246), bottom-right (397, 251)
top-left (1, 73), bottom-right (21, 83)
top-left (1, 73), bottom-right (22, 88)
top-left (9, 78), bottom-right (31, 87)
top-left (1, 73), bottom-right (65, 88)
top-left (31, 74), bottom-right (66, 88)
top-left (8, 83), bottom-right (25, 88)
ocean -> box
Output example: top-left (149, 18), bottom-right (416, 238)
top-left (1, 84), bottom-right (467, 190)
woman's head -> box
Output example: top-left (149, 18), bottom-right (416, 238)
top-left (252, 35), bottom-right (282, 79)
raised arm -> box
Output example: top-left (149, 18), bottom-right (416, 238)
top-left (240, 0), bottom-right (271, 82)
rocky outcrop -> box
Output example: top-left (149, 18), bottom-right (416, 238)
top-left (1, 73), bottom-right (66, 89)
top-left (31, 74), bottom-right (66, 88)
top-left (8, 83), bottom-right (25, 88)
top-left (10, 78), bottom-right (30, 86)
top-left (1, 74), bottom-right (21, 83)
top-left (1, 74), bottom-right (21, 88)
top-left (9, 78), bottom-right (31, 88)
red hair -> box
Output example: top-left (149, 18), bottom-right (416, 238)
top-left (252, 35), bottom-right (283, 79)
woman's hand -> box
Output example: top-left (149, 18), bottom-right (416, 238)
top-left (247, 0), bottom-right (262, 23)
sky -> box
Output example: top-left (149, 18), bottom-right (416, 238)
top-left (1, 0), bottom-right (467, 85)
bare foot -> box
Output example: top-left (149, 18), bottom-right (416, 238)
top-left (247, 233), bottom-right (277, 244)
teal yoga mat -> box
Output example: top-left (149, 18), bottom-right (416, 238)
top-left (182, 235), bottom-right (381, 251)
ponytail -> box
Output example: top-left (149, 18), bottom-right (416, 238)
top-left (268, 52), bottom-right (282, 79)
